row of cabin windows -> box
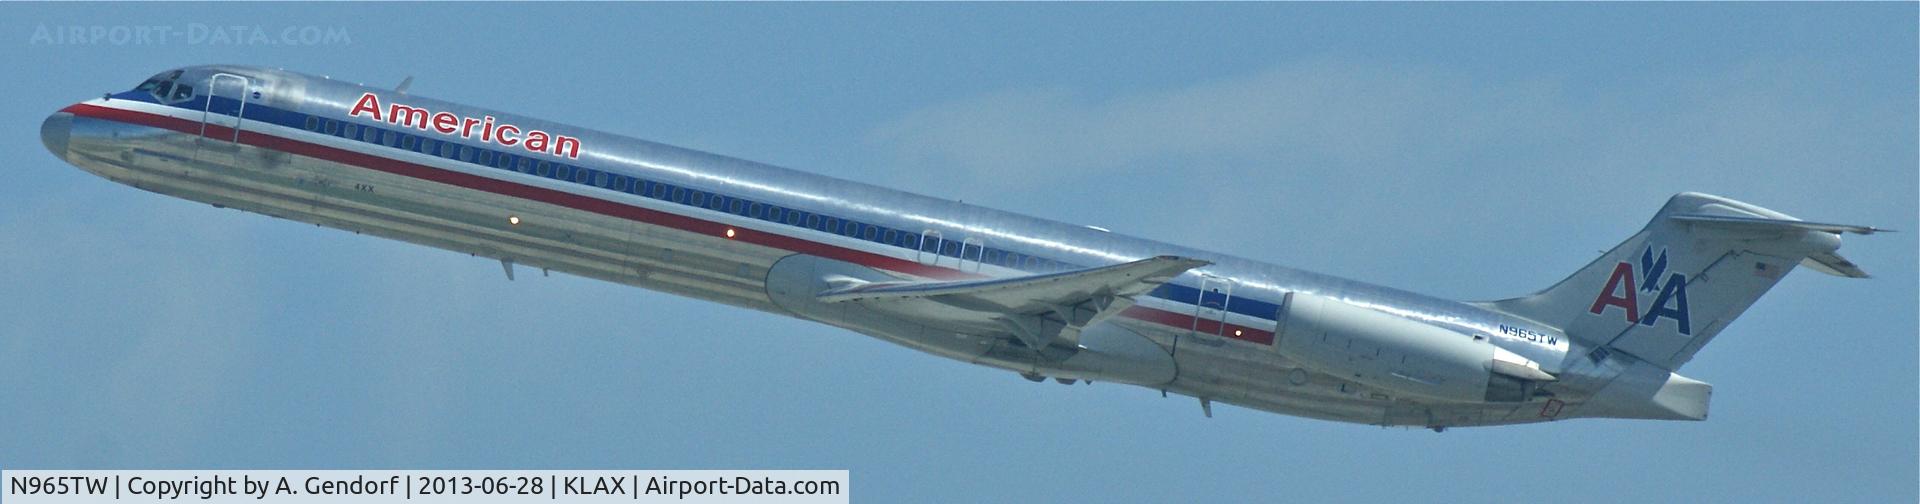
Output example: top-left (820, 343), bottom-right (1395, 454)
top-left (298, 115), bottom-right (1074, 273)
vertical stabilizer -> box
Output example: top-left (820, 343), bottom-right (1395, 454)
top-left (1483, 193), bottom-right (1881, 370)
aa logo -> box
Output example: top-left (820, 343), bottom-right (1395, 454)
top-left (1588, 245), bottom-right (1692, 335)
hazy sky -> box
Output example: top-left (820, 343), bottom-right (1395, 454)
top-left (3, 3), bottom-right (1915, 502)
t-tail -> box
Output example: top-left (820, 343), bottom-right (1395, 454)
top-left (1483, 192), bottom-right (1883, 420)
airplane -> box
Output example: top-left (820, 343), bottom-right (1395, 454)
top-left (39, 65), bottom-right (1884, 431)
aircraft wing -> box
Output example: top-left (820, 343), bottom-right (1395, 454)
top-left (818, 255), bottom-right (1210, 350)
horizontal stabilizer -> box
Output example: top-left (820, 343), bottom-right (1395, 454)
top-left (819, 255), bottom-right (1209, 350)
top-left (1669, 213), bottom-right (1889, 235)
top-left (1670, 212), bottom-right (1884, 277)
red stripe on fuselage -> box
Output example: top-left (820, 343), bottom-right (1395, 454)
top-left (62, 102), bottom-right (1278, 346)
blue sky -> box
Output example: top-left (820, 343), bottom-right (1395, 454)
top-left (3, 3), bottom-right (1914, 502)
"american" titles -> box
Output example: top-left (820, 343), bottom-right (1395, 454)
top-left (348, 92), bottom-right (581, 159)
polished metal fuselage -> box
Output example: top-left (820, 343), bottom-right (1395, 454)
top-left (47, 65), bottom-right (1601, 428)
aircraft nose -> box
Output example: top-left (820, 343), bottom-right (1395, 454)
top-left (41, 111), bottom-right (72, 161)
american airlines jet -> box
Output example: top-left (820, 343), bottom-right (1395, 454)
top-left (40, 65), bottom-right (1882, 430)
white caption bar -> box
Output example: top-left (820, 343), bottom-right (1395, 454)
top-left (2, 471), bottom-right (848, 504)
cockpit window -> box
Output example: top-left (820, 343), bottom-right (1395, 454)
top-left (168, 84), bottom-right (193, 102)
top-left (136, 69), bottom-right (193, 103)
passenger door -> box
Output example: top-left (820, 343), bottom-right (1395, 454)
top-left (959, 237), bottom-right (985, 273)
top-left (195, 73), bottom-right (251, 165)
top-left (916, 229), bottom-right (943, 267)
top-left (200, 73), bottom-right (250, 142)
top-left (1190, 274), bottom-right (1235, 343)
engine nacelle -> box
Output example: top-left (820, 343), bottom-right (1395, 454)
top-left (1275, 292), bottom-right (1553, 403)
